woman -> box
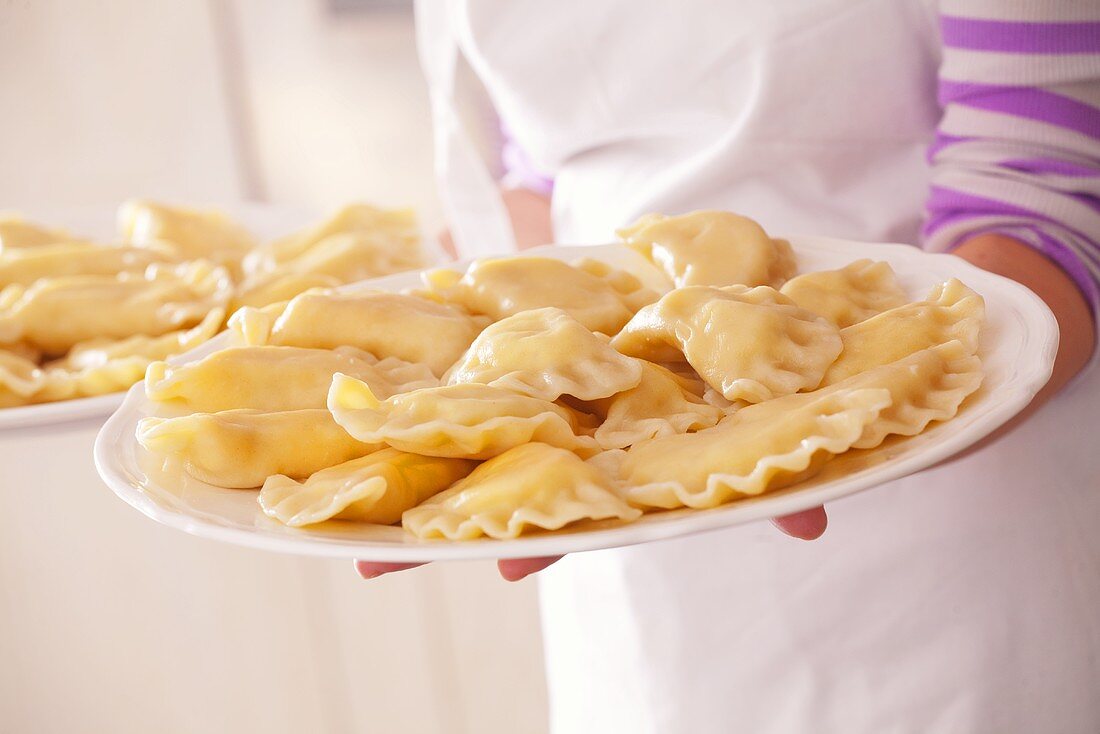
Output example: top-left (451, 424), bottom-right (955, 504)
top-left (363, 1), bottom-right (1100, 731)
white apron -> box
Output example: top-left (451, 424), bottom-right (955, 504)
top-left (420, 2), bottom-right (1100, 731)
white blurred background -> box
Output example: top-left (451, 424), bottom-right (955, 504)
top-left (0, 2), bottom-right (548, 732)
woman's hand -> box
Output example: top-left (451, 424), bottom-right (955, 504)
top-left (956, 234), bottom-right (1095, 411)
top-left (945, 234), bottom-right (1095, 458)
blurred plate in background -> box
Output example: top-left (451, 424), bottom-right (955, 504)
top-left (0, 203), bottom-right (309, 432)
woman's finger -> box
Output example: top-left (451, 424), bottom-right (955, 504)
top-left (770, 506), bottom-right (828, 540)
top-left (498, 555), bottom-right (564, 581)
top-left (355, 560), bottom-right (428, 579)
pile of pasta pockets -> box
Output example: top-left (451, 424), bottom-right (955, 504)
top-left (135, 210), bottom-right (985, 541)
top-left (0, 201), bottom-right (428, 408)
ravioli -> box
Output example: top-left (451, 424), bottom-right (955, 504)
top-left (62, 308), bottom-right (225, 371)
top-left (226, 301), bottom-right (287, 346)
top-left (118, 200), bottom-right (256, 266)
top-left (821, 279), bottom-right (984, 385)
top-left (826, 339), bottom-right (984, 450)
top-left (0, 349), bottom-right (45, 408)
top-left (137, 408), bottom-right (380, 489)
top-left (446, 307), bottom-right (643, 401)
top-left (0, 242), bottom-right (177, 288)
top-left (423, 256), bottom-right (657, 334)
top-left (780, 259), bottom-right (908, 327)
top-left (230, 271), bottom-right (342, 312)
top-left (617, 210), bottom-right (796, 288)
top-left (402, 443), bottom-right (642, 540)
top-left (612, 386), bottom-right (892, 509)
top-left (270, 230), bottom-right (424, 281)
top-left (244, 203), bottom-right (420, 273)
top-left (329, 375), bottom-right (600, 459)
top-left (147, 345), bottom-right (436, 413)
top-left (575, 360), bottom-right (724, 450)
top-left (615, 339), bottom-right (983, 510)
top-left (237, 231), bottom-right (425, 310)
top-left (259, 448), bottom-right (476, 527)
top-left (611, 285), bottom-right (842, 403)
top-left (35, 308), bottom-right (225, 402)
top-left (572, 257), bottom-right (665, 312)
top-left (2, 341), bottom-right (40, 363)
top-left (229, 289), bottom-right (485, 376)
top-left (0, 260), bottom-right (232, 356)
top-left (0, 214), bottom-right (81, 251)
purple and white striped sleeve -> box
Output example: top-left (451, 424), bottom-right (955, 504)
top-left (923, 0), bottom-right (1100, 312)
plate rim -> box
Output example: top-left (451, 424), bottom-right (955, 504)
top-left (0, 392), bottom-right (127, 431)
top-left (94, 236), bottom-right (1058, 561)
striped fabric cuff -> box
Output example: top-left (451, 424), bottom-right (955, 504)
top-left (924, 186), bottom-right (1100, 307)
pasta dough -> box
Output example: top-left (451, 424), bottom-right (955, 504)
top-left (611, 285), bottom-right (842, 403)
top-left (615, 339), bottom-right (983, 510)
top-left (259, 449), bottom-right (477, 527)
top-left (228, 289), bottom-right (485, 376)
top-left (328, 375), bottom-right (600, 459)
top-left (118, 199), bottom-right (256, 264)
top-left (146, 345), bottom-right (436, 412)
top-left (618, 210), bottom-right (796, 288)
top-left (575, 360), bottom-right (724, 450)
top-left (137, 408), bottom-right (380, 489)
top-left (35, 308), bottom-right (225, 401)
top-left (230, 272), bottom-right (342, 311)
top-left (612, 386), bottom-right (893, 509)
top-left (0, 214), bottom-right (80, 251)
top-left (825, 339), bottom-right (984, 450)
top-left (0, 242), bottom-right (177, 288)
top-left (446, 307), bottom-right (643, 401)
top-left (0, 349), bottom-right (44, 408)
top-left (0, 260), bottom-right (232, 356)
top-left (821, 278), bottom-right (984, 385)
top-left (402, 442), bottom-right (642, 540)
top-left (423, 256), bottom-right (657, 334)
top-left (572, 257), bottom-right (665, 312)
top-left (236, 231), bottom-right (425, 309)
top-left (226, 301), bottom-right (286, 346)
top-left (780, 259), bottom-right (908, 327)
top-left (244, 203), bottom-right (420, 273)
top-left (267, 230), bottom-right (424, 281)
top-left (62, 308), bottom-right (225, 371)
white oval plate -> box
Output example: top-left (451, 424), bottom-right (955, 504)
top-left (0, 203), bottom-right (314, 432)
top-left (95, 237), bottom-right (1057, 561)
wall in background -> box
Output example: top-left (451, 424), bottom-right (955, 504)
top-left (226, 0), bottom-right (445, 231)
top-left (0, 0), bottom-right (242, 209)
top-left (0, 1), bottom-right (547, 732)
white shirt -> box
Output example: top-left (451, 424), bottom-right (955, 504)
top-left (418, 2), bottom-right (1100, 731)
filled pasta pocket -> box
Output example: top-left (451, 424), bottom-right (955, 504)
top-left (137, 409), bottom-right (381, 489)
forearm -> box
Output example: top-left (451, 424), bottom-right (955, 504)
top-left (500, 187), bottom-right (553, 249)
top-left (955, 232), bottom-right (1095, 411)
